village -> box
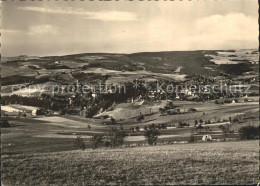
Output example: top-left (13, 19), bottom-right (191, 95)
top-left (2, 69), bottom-right (258, 118)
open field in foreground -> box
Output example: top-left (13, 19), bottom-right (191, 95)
top-left (2, 140), bottom-right (258, 185)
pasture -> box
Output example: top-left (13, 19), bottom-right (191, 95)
top-left (111, 100), bottom-right (259, 127)
top-left (1, 140), bottom-right (258, 185)
top-left (2, 100), bottom-right (258, 155)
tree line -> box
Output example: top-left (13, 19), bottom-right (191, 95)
top-left (74, 127), bottom-right (160, 150)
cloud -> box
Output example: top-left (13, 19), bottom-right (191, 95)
top-left (19, 6), bottom-right (137, 21)
top-left (0, 29), bottom-right (20, 33)
top-left (28, 24), bottom-right (58, 35)
top-left (84, 11), bottom-right (137, 21)
top-left (132, 12), bottom-right (258, 51)
top-left (192, 13), bottom-right (258, 46)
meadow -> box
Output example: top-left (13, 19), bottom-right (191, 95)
top-left (1, 100), bottom-right (258, 155)
top-left (2, 140), bottom-right (258, 185)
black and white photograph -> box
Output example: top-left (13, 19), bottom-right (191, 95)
top-left (1, 0), bottom-right (259, 185)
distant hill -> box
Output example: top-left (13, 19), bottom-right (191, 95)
top-left (36, 50), bottom-right (219, 75)
top-left (3, 49), bottom-right (258, 77)
top-left (127, 50), bottom-right (218, 75)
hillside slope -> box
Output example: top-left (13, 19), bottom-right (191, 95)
top-left (2, 140), bottom-right (258, 185)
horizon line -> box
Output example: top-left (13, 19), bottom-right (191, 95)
top-left (3, 48), bottom-right (258, 58)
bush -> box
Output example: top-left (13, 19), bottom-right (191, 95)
top-left (194, 120), bottom-right (198, 126)
top-left (91, 134), bottom-right (104, 149)
top-left (0, 120), bottom-right (10, 128)
top-left (137, 114), bottom-right (145, 122)
top-left (178, 122), bottom-right (189, 128)
top-left (148, 123), bottom-right (156, 130)
top-left (219, 125), bottom-right (232, 141)
top-left (196, 124), bottom-right (203, 131)
top-left (103, 128), bottom-right (126, 148)
top-left (238, 125), bottom-right (259, 140)
top-left (159, 108), bottom-right (166, 114)
top-left (161, 123), bottom-right (167, 129)
top-left (111, 117), bottom-right (116, 124)
top-left (189, 134), bottom-right (195, 143)
top-left (74, 136), bottom-right (86, 150)
top-left (144, 128), bottom-right (160, 145)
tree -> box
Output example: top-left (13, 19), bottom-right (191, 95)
top-left (0, 120), bottom-right (10, 128)
top-left (195, 120), bottom-right (198, 127)
top-left (189, 134), bottom-right (195, 143)
top-left (168, 102), bottom-right (175, 109)
top-left (144, 128), bottom-right (160, 145)
top-left (161, 123), bottom-right (167, 129)
top-left (205, 126), bottom-right (210, 132)
top-left (199, 119), bottom-right (203, 124)
top-left (232, 117), bottom-right (240, 124)
top-left (151, 123), bottom-right (155, 129)
top-left (196, 124), bottom-right (203, 132)
top-left (219, 125), bottom-right (231, 141)
top-left (135, 126), bottom-right (140, 132)
top-left (74, 136), bottom-right (86, 150)
top-left (130, 127), bottom-right (134, 132)
top-left (159, 108), bottom-right (166, 115)
top-left (91, 134), bottom-right (104, 149)
top-left (120, 124), bottom-right (123, 130)
top-left (88, 124), bottom-right (91, 130)
top-left (136, 114), bottom-right (145, 122)
top-left (238, 125), bottom-right (259, 140)
top-left (111, 117), bottom-right (116, 124)
top-left (103, 127), bottom-right (126, 148)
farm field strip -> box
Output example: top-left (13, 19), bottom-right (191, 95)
top-left (33, 116), bottom-right (98, 128)
top-left (34, 134), bottom-right (92, 139)
top-left (1, 105), bottom-right (20, 112)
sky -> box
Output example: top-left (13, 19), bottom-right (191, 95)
top-left (1, 0), bottom-right (258, 57)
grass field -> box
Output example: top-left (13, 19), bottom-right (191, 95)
top-left (2, 140), bottom-right (258, 185)
top-left (2, 100), bottom-right (258, 155)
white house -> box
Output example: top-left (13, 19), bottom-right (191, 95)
top-left (202, 135), bottom-right (212, 142)
top-left (31, 109), bottom-right (38, 116)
